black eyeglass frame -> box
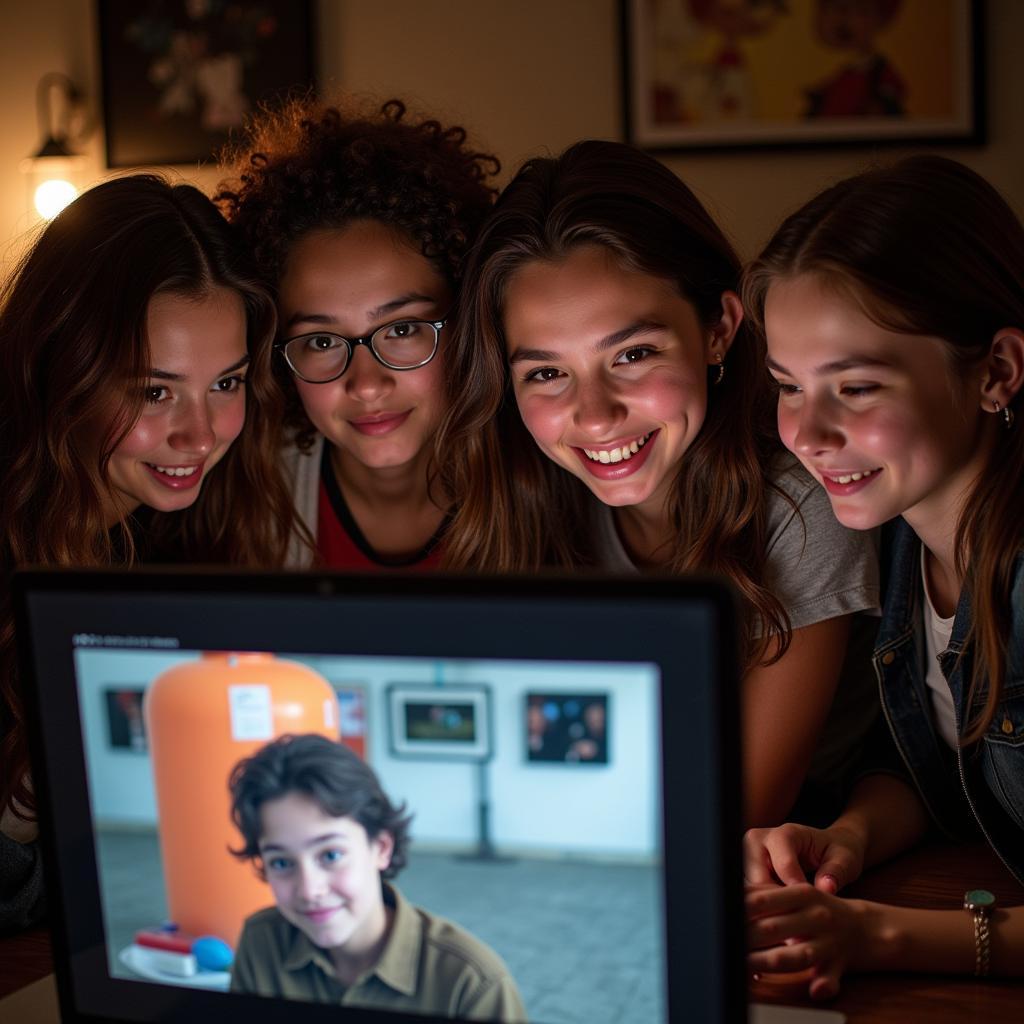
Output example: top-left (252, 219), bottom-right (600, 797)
top-left (275, 316), bottom-right (447, 384)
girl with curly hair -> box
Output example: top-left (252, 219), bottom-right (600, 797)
top-left (0, 174), bottom-right (294, 931)
top-left (217, 97), bottom-right (499, 569)
top-left (435, 140), bottom-right (880, 828)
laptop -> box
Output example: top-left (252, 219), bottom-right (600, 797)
top-left (12, 568), bottom-right (839, 1023)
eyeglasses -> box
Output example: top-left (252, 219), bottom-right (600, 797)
top-left (276, 316), bottom-right (446, 384)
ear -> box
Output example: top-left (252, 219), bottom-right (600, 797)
top-left (979, 327), bottom-right (1024, 411)
top-left (708, 290), bottom-right (744, 364)
top-left (372, 830), bottom-right (395, 873)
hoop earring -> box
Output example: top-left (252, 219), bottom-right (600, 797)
top-left (993, 400), bottom-right (1014, 429)
top-left (714, 354), bottom-right (725, 385)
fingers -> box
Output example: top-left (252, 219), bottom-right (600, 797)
top-left (747, 902), bottom-right (829, 952)
top-left (743, 824), bottom-right (816, 887)
top-left (813, 842), bottom-right (860, 894)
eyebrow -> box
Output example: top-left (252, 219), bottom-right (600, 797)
top-left (259, 831), bottom-right (348, 854)
top-left (149, 354), bottom-right (250, 382)
top-left (285, 292), bottom-right (438, 330)
top-left (508, 319), bottom-right (665, 365)
top-left (765, 355), bottom-right (893, 376)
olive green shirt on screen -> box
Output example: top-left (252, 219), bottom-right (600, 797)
top-left (230, 882), bottom-right (527, 1022)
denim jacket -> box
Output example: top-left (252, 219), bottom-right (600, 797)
top-left (872, 518), bottom-right (1024, 885)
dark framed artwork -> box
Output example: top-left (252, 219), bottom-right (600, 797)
top-left (526, 693), bottom-right (609, 766)
top-left (621, 0), bottom-right (984, 152)
top-left (104, 688), bottom-right (148, 751)
top-left (98, 0), bottom-right (315, 167)
top-left (387, 684), bottom-right (492, 761)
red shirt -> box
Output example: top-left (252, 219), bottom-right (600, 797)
top-left (315, 451), bottom-right (446, 572)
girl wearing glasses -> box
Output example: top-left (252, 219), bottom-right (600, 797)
top-left (436, 141), bottom-right (879, 828)
top-left (0, 175), bottom-right (293, 930)
top-left (217, 98), bottom-right (498, 570)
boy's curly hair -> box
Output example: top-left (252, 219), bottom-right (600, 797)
top-left (215, 96), bottom-right (500, 450)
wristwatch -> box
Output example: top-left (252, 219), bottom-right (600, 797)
top-left (963, 888), bottom-right (996, 976)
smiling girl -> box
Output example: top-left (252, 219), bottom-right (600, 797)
top-left (436, 140), bottom-right (880, 828)
top-left (742, 155), bottom-right (1024, 993)
top-left (0, 174), bottom-right (293, 931)
top-left (217, 98), bottom-right (498, 569)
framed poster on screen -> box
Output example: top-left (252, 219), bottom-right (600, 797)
top-left (387, 684), bottom-right (492, 761)
top-left (526, 692), bottom-right (609, 765)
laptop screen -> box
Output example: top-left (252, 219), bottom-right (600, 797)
top-left (17, 571), bottom-right (743, 1024)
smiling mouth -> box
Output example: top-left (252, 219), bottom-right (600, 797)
top-left (146, 464), bottom-right (200, 477)
top-left (581, 432), bottom-right (653, 464)
top-left (822, 468), bottom-right (880, 484)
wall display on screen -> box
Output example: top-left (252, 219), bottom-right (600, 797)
top-left (526, 692), bottom-right (609, 765)
top-left (335, 683), bottom-right (368, 760)
top-left (387, 684), bottom-right (492, 760)
top-left (104, 687), bottom-right (148, 751)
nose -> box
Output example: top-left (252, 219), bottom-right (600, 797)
top-left (295, 862), bottom-right (328, 903)
top-left (344, 344), bottom-right (395, 403)
top-left (573, 375), bottom-right (627, 439)
top-left (168, 398), bottom-right (216, 456)
top-left (789, 393), bottom-right (842, 457)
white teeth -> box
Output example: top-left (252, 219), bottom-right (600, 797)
top-left (151, 465), bottom-right (199, 477)
top-left (583, 433), bottom-right (651, 463)
top-left (828, 468), bottom-right (876, 484)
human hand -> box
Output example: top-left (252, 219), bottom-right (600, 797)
top-left (746, 883), bottom-right (874, 1000)
top-left (743, 822), bottom-right (865, 894)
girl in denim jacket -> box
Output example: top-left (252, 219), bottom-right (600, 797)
top-left (741, 155), bottom-right (1024, 994)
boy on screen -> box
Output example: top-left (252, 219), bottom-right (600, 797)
top-left (228, 734), bottom-right (525, 1021)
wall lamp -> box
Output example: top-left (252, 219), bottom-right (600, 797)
top-left (21, 72), bottom-right (90, 220)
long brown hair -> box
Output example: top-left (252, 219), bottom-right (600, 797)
top-left (436, 140), bottom-right (788, 660)
top-left (743, 154), bottom-right (1024, 744)
top-left (0, 174), bottom-right (295, 820)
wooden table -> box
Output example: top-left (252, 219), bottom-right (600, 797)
top-left (2, 842), bottom-right (1021, 1019)
top-left (752, 840), bottom-right (1024, 1022)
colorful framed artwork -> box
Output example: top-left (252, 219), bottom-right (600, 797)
top-left (387, 684), bottom-right (492, 761)
top-left (97, 0), bottom-right (315, 167)
top-left (526, 693), bottom-right (609, 766)
top-left (621, 0), bottom-right (984, 151)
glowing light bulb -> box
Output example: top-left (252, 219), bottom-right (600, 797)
top-left (34, 178), bottom-right (78, 219)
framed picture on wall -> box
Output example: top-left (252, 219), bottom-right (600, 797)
top-left (97, 0), bottom-right (315, 167)
top-left (620, 0), bottom-right (984, 152)
top-left (526, 693), bottom-right (609, 766)
top-left (387, 684), bottom-right (492, 761)
top-left (104, 687), bottom-right (148, 752)
top-left (335, 684), bottom-right (368, 761)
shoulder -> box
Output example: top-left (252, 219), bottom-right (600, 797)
top-left (415, 904), bottom-right (513, 983)
top-left (761, 454), bottom-right (880, 625)
top-left (237, 905), bottom-right (293, 952)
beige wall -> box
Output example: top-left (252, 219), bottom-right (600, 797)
top-left (2, 0), bottom-right (1021, 275)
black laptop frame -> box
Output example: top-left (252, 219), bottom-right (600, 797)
top-left (16, 568), bottom-right (745, 1024)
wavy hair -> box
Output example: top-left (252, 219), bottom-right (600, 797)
top-left (0, 174), bottom-right (295, 821)
top-left (742, 154), bottom-right (1024, 744)
top-left (436, 139), bottom-right (788, 664)
top-left (229, 733), bottom-right (412, 880)
top-left (215, 95), bottom-right (500, 452)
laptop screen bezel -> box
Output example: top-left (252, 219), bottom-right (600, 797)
top-left (16, 568), bottom-right (745, 1024)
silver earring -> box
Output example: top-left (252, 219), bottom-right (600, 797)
top-left (714, 354), bottom-right (725, 385)
top-left (993, 400), bottom-right (1014, 429)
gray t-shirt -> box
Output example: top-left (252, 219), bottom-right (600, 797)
top-left (591, 453), bottom-right (880, 810)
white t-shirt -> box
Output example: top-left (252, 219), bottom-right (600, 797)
top-left (920, 547), bottom-right (958, 749)
top-left (590, 453), bottom-right (881, 799)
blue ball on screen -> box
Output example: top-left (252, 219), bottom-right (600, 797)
top-left (192, 935), bottom-right (234, 972)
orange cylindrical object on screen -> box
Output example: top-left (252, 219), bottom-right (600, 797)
top-left (145, 652), bottom-right (338, 948)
